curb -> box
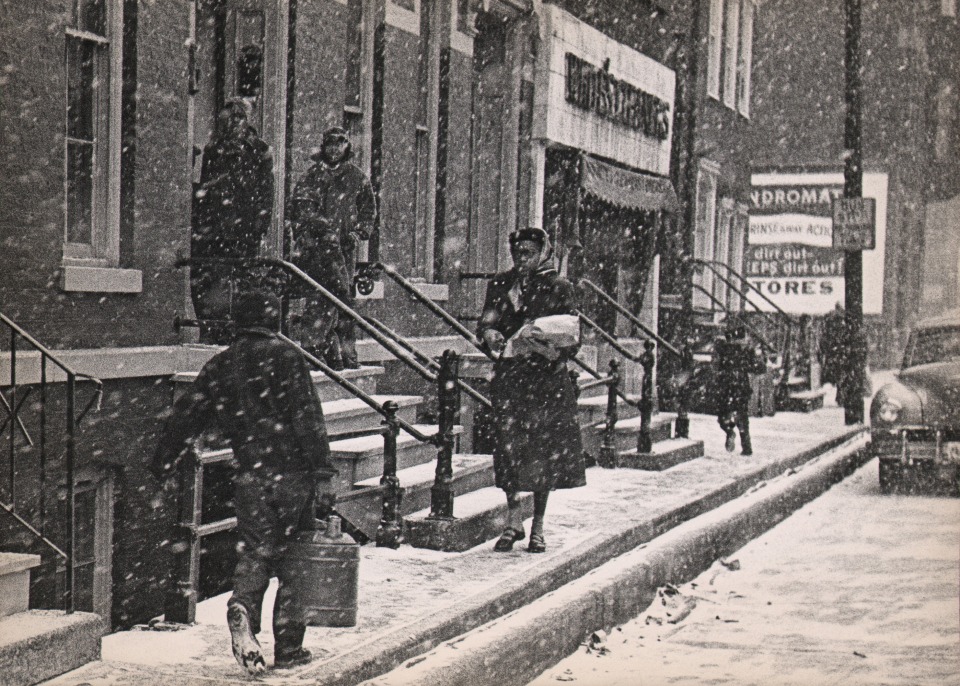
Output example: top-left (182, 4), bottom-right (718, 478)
top-left (361, 432), bottom-right (871, 686)
top-left (297, 426), bottom-right (866, 686)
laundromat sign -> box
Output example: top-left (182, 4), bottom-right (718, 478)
top-left (746, 173), bottom-right (888, 315)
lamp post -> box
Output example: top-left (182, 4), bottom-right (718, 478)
top-left (842, 0), bottom-right (866, 425)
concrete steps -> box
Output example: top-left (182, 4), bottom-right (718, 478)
top-left (328, 424), bottom-right (462, 494)
top-left (0, 553), bottom-right (105, 686)
top-left (334, 454), bottom-right (495, 541)
top-left (404, 486), bottom-right (534, 552)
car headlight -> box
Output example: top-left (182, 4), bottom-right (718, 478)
top-left (877, 398), bottom-right (902, 424)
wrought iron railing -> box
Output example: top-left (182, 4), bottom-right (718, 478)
top-left (0, 312), bottom-right (103, 614)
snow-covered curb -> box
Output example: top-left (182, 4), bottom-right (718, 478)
top-left (361, 432), bottom-right (870, 686)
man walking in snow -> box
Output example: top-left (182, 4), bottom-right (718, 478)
top-left (151, 290), bottom-right (335, 674)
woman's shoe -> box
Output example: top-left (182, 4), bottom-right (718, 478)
top-left (527, 532), bottom-right (546, 553)
top-left (493, 526), bottom-right (525, 552)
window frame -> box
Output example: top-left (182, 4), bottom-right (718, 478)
top-left (62, 2), bottom-right (123, 268)
top-left (722, 0), bottom-right (740, 110)
top-left (693, 160), bottom-right (720, 310)
top-left (706, 0), bottom-right (724, 100)
top-left (736, 0), bottom-right (754, 116)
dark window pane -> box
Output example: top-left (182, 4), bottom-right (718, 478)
top-left (76, 0), bottom-right (107, 36)
top-left (67, 38), bottom-right (95, 142)
top-left (67, 141), bottom-right (94, 244)
top-left (74, 490), bottom-right (95, 564)
top-left (74, 561), bottom-right (95, 611)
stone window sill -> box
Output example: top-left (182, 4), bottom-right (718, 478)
top-left (61, 265), bottom-right (143, 293)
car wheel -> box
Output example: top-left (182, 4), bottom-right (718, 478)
top-left (878, 459), bottom-right (904, 494)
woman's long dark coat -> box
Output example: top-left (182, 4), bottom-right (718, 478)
top-left (478, 267), bottom-right (586, 493)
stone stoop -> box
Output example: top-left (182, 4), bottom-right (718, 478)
top-left (0, 610), bottom-right (105, 686)
top-left (581, 413), bottom-right (675, 458)
top-left (403, 487), bottom-right (535, 552)
top-left (327, 424), bottom-right (463, 494)
top-left (615, 437), bottom-right (706, 471)
top-left (334, 454), bottom-right (495, 541)
top-left (173, 365), bottom-right (386, 404)
top-left (781, 388), bottom-right (827, 413)
top-left (319, 395), bottom-right (421, 437)
top-left (0, 554), bottom-right (104, 686)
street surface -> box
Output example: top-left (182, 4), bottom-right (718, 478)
top-left (530, 458), bottom-right (960, 686)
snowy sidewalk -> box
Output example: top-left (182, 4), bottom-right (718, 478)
top-left (43, 407), bottom-right (865, 686)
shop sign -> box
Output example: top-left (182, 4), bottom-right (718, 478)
top-left (746, 173), bottom-right (888, 315)
top-left (564, 53), bottom-right (670, 141)
top-left (831, 197), bottom-right (876, 250)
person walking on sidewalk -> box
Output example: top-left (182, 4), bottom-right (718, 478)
top-left (151, 291), bottom-right (336, 674)
top-left (714, 318), bottom-right (765, 455)
top-left (191, 98), bottom-right (274, 344)
top-left (478, 227), bottom-right (586, 554)
top-left (289, 127), bottom-right (376, 369)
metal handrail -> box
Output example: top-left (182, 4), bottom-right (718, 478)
top-left (362, 316), bottom-right (493, 409)
top-left (690, 284), bottom-right (777, 354)
top-left (693, 259), bottom-right (800, 326)
top-left (577, 311), bottom-right (646, 363)
top-left (374, 263), bottom-right (485, 350)
top-left (577, 279), bottom-right (682, 358)
top-left (0, 313), bottom-right (104, 615)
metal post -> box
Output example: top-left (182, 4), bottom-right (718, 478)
top-left (674, 345), bottom-right (692, 439)
top-left (164, 451), bottom-right (203, 624)
top-left (8, 329), bottom-right (15, 506)
top-left (65, 372), bottom-right (76, 614)
top-left (638, 341), bottom-right (656, 454)
top-left (429, 350), bottom-right (459, 519)
top-left (598, 359), bottom-right (620, 469)
top-left (377, 400), bottom-right (403, 548)
top-left (843, 0), bottom-right (865, 425)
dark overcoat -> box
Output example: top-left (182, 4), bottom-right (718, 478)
top-left (478, 266), bottom-right (586, 492)
top-left (151, 328), bottom-right (335, 481)
top-left (288, 157), bottom-right (376, 297)
top-left (713, 338), bottom-right (765, 412)
top-left (192, 129), bottom-right (273, 260)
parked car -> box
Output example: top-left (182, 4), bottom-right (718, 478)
top-left (870, 310), bottom-right (960, 494)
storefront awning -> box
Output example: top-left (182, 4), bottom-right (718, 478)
top-left (581, 155), bottom-right (679, 213)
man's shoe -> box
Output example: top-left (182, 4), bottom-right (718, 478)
top-left (227, 605), bottom-right (266, 675)
top-left (493, 526), bottom-right (525, 552)
top-left (275, 647), bottom-right (313, 669)
top-left (741, 449), bottom-right (753, 456)
top-left (724, 431), bottom-right (736, 453)
top-left (527, 532), bottom-right (546, 553)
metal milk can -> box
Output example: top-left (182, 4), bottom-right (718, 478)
top-left (284, 515), bottom-right (359, 627)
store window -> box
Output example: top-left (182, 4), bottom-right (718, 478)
top-left (64, 0), bottom-right (122, 265)
top-left (706, 0), bottom-right (754, 117)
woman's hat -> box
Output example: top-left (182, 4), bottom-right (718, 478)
top-left (508, 227), bottom-right (549, 248)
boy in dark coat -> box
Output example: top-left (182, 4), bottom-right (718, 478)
top-left (191, 99), bottom-right (274, 344)
top-left (714, 319), bottom-right (765, 455)
top-left (152, 291), bottom-right (335, 674)
top-left (289, 127), bottom-right (376, 369)
top-left (478, 228), bottom-right (585, 554)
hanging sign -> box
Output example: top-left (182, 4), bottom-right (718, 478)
top-left (831, 197), bottom-right (876, 250)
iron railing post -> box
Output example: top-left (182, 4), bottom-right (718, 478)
top-left (675, 345), bottom-right (692, 439)
top-left (377, 400), bottom-right (403, 548)
top-left (164, 450), bottom-right (203, 624)
top-left (638, 341), bottom-right (656, 454)
top-left (65, 372), bottom-right (76, 614)
top-left (429, 350), bottom-right (459, 520)
top-left (598, 359), bottom-right (620, 469)
top-left (8, 329), bottom-right (15, 506)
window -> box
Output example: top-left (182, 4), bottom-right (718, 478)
top-left (706, 0), bottom-right (723, 99)
top-left (737, 0), bottom-right (754, 116)
top-left (693, 162), bottom-right (719, 310)
top-left (706, 0), bottom-right (754, 117)
top-left (64, 0), bottom-right (122, 265)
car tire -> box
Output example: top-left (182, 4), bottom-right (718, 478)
top-left (878, 458), bottom-right (904, 495)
